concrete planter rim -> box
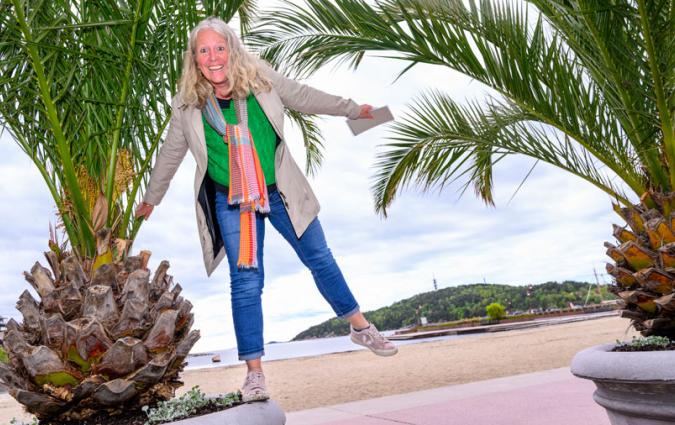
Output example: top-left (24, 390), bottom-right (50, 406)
top-left (571, 343), bottom-right (675, 382)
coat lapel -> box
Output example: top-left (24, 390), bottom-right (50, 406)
top-left (189, 106), bottom-right (208, 170)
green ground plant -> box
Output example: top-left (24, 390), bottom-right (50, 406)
top-left (142, 386), bottom-right (241, 425)
top-left (617, 335), bottom-right (673, 350)
top-left (9, 418), bottom-right (39, 425)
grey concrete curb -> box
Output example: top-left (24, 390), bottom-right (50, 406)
top-left (571, 343), bottom-right (675, 381)
top-left (169, 400), bottom-right (285, 425)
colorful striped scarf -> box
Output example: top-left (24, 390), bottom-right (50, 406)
top-left (203, 93), bottom-right (269, 269)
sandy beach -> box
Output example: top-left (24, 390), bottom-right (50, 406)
top-left (0, 315), bottom-right (636, 423)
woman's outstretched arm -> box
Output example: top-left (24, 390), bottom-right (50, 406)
top-left (259, 60), bottom-right (368, 119)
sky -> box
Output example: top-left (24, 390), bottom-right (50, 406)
top-left (0, 4), bottom-right (624, 353)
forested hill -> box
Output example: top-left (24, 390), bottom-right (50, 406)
top-left (292, 281), bottom-right (614, 341)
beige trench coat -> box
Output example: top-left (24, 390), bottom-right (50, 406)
top-left (143, 62), bottom-right (362, 276)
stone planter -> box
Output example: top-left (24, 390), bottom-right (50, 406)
top-left (168, 400), bottom-right (285, 425)
top-left (571, 343), bottom-right (675, 425)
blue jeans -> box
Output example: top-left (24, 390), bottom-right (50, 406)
top-left (215, 189), bottom-right (360, 360)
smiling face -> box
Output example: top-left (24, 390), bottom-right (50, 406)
top-left (195, 29), bottom-right (230, 96)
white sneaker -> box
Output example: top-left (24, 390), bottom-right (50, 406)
top-left (350, 324), bottom-right (398, 356)
top-left (241, 371), bottom-right (270, 402)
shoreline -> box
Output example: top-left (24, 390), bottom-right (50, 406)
top-left (0, 315), bottom-right (637, 422)
top-left (185, 332), bottom-right (469, 370)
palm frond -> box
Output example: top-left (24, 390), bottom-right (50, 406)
top-left (236, 0), bottom-right (259, 36)
top-left (373, 90), bottom-right (634, 214)
top-left (198, 0), bottom-right (260, 35)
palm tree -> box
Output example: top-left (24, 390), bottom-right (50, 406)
top-left (0, 0), bottom-right (317, 421)
top-left (251, 0), bottom-right (675, 336)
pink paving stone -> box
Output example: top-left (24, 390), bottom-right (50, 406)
top-left (319, 417), bottom-right (398, 425)
top-left (320, 377), bottom-right (610, 425)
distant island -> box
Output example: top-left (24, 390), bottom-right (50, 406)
top-left (292, 281), bottom-right (615, 340)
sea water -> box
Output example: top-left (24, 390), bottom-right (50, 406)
top-left (186, 332), bottom-right (470, 370)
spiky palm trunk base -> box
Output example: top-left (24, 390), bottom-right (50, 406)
top-left (0, 234), bottom-right (199, 421)
top-left (607, 192), bottom-right (675, 338)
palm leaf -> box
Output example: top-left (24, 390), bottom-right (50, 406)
top-left (373, 90), bottom-right (632, 214)
top-left (252, 0), bottom-right (673, 211)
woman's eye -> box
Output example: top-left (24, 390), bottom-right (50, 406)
top-left (217, 46), bottom-right (226, 52)
top-left (199, 48), bottom-right (207, 54)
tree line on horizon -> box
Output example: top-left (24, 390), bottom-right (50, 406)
top-left (292, 281), bottom-right (615, 340)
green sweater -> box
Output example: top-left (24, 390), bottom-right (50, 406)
top-left (203, 94), bottom-right (277, 186)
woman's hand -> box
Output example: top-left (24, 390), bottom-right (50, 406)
top-left (358, 104), bottom-right (374, 119)
top-left (135, 202), bottom-right (155, 220)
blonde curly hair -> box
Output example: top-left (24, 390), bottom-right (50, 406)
top-left (178, 17), bottom-right (271, 107)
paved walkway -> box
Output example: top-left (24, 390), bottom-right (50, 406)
top-left (285, 368), bottom-right (609, 425)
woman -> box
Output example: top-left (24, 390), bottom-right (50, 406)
top-left (136, 17), bottom-right (397, 402)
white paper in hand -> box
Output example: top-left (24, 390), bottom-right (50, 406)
top-left (346, 106), bottom-right (394, 136)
